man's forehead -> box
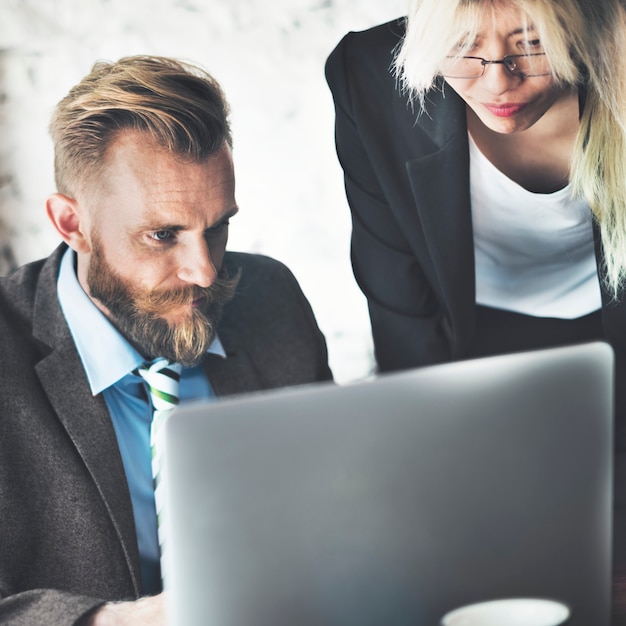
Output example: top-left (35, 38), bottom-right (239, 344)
top-left (90, 132), bottom-right (237, 226)
top-left (100, 132), bottom-right (234, 190)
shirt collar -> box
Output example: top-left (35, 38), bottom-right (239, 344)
top-left (57, 247), bottom-right (226, 396)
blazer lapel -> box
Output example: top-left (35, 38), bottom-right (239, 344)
top-left (403, 84), bottom-right (477, 356)
top-left (32, 247), bottom-right (142, 595)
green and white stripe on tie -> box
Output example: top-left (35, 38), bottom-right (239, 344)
top-left (135, 358), bottom-right (182, 589)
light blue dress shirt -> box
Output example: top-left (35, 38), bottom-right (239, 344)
top-left (56, 247), bottom-right (224, 594)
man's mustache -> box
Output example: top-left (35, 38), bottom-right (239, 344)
top-left (139, 268), bottom-right (241, 315)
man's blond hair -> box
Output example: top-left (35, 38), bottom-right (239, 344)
top-left (49, 55), bottom-right (232, 199)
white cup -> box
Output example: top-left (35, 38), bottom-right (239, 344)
top-left (441, 597), bottom-right (570, 626)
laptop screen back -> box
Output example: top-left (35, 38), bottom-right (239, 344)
top-left (162, 342), bottom-right (613, 626)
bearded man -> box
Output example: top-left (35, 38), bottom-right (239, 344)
top-left (0, 55), bottom-right (332, 626)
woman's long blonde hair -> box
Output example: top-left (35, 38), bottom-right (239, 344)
top-left (395, 0), bottom-right (626, 298)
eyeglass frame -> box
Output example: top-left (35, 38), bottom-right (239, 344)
top-left (441, 53), bottom-right (551, 79)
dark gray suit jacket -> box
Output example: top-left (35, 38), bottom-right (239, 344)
top-left (0, 244), bottom-right (332, 625)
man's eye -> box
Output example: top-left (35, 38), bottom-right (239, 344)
top-left (150, 230), bottom-right (174, 242)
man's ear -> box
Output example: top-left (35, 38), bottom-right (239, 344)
top-left (46, 193), bottom-right (91, 253)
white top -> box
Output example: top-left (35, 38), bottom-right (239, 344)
top-left (469, 133), bottom-right (601, 318)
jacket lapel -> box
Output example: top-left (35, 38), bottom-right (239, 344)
top-left (32, 247), bottom-right (142, 595)
top-left (402, 83), bottom-right (477, 356)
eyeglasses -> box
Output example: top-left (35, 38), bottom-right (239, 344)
top-left (440, 53), bottom-right (551, 79)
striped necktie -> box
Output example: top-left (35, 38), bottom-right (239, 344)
top-left (135, 358), bottom-right (183, 587)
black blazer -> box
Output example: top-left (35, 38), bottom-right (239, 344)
top-left (325, 18), bottom-right (626, 376)
top-left (0, 244), bottom-right (332, 625)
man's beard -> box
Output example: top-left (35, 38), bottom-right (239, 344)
top-left (87, 241), bottom-right (240, 367)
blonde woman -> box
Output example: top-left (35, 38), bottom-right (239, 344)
top-left (326, 0), bottom-right (626, 619)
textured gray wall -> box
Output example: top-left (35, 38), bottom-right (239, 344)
top-left (0, 0), bottom-right (407, 382)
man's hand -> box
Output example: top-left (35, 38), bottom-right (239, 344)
top-left (86, 592), bottom-right (167, 625)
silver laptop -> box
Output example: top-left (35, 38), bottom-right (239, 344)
top-left (161, 341), bottom-right (614, 626)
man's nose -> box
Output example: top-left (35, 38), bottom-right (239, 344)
top-left (176, 240), bottom-right (218, 288)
